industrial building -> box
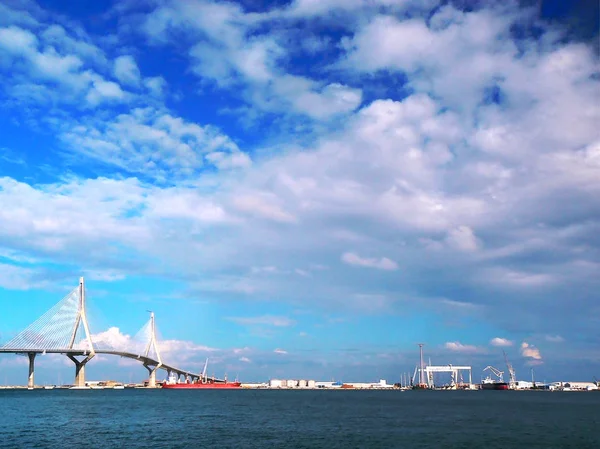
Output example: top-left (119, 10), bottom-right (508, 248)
top-left (548, 382), bottom-right (598, 391)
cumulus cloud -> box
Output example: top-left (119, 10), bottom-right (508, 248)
top-left (113, 55), bottom-right (141, 86)
top-left (91, 327), bottom-right (133, 351)
top-left (490, 337), bottom-right (513, 347)
top-left (520, 342), bottom-right (543, 364)
top-left (274, 348), bottom-right (288, 355)
top-left (444, 341), bottom-right (478, 353)
top-left (341, 252), bottom-right (398, 271)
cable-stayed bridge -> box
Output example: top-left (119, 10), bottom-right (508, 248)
top-left (0, 278), bottom-right (207, 388)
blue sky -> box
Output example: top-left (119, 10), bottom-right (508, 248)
top-left (0, 0), bottom-right (599, 385)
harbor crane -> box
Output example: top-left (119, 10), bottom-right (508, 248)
top-left (483, 365), bottom-right (504, 383)
top-left (503, 351), bottom-right (516, 389)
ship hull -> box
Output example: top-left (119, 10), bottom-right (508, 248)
top-left (481, 382), bottom-right (509, 390)
top-left (162, 382), bottom-right (241, 389)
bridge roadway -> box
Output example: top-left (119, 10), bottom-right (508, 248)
top-left (0, 348), bottom-right (222, 387)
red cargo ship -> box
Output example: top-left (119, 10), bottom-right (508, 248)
top-left (162, 380), bottom-right (241, 389)
top-left (161, 358), bottom-right (241, 389)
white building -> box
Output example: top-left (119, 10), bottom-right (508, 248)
top-left (269, 379), bottom-right (283, 388)
top-left (549, 382), bottom-right (598, 391)
top-left (514, 381), bottom-right (534, 389)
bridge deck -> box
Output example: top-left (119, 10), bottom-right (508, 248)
top-left (0, 349), bottom-right (222, 382)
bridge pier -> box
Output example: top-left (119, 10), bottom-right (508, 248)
top-left (68, 354), bottom-right (94, 387)
top-left (28, 352), bottom-right (36, 389)
top-left (144, 363), bottom-right (161, 388)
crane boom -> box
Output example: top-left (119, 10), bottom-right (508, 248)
top-left (483, 365), bottom-right (504, 382)
top-left (503, 351), bottom-right (516, 389)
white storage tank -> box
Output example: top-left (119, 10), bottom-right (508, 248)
top-left (307, 380), bottom-right (316, 389)
top-left (287, 379), bottom-right (297, 388)
top-left (269, 379), bottom-right (283, 388)
top-left (298, 380), bottom-right (307, 388)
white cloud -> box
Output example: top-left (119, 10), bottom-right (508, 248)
top-left (444, 341), bottom-right (478, 353)
top-left (490, 337), bottom-right (513, 347)
top-left (274, 348), bottom-right (288, 355)
top-left (481, 268), bottom-right (556, 288)
top-left (138, 2), bottom-right (363, 119)
top-left (446, 226), bottom-right (480, 252)
top-left (205, 151), bottom-right (251, 170)
top-left (239, 356), bottom-right (251, 363)
top-left (0, 263), bottom-right (48, 290)
top-left (144, 76), bottom-right (167, 96)
top-left (85, 76), bottom-right (127, 106)
top-left (0, 26), bottom-right (38, 53)
top-left (545, 335), bottom-right (564, 343)
top-left (251, 266), bottom-right (278, 274)
top-left (114, 55), bottom-right (141, 86)
top-left (289, 82), bottom-right (362, 119)
top-left (520, 342), bottom-right (542, 363)
top-left (40, 24), bottom-right (106, 66)
top-left (232, 194), bottom-right (296, 223)
top-left (228, 315), bottom-right (296, 327)
top-left (60, 107), bottom-right (245, 180)
top-left (82, 270), bottom-right (125, 282)
top-left (341, 252), bottom-right (398, 271)
top-left (0, 25), bottom-right (128, 107)
top-left (285, 0), bottom-right (433, 18)
top-left (91, 327), bottom-right (133, 351)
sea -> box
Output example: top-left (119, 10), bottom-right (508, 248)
top-left (0, 389), bottom-right (598, 448)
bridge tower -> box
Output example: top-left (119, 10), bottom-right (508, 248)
top-left (67, 277), bottom-right (96, 387)
top-left (142, 311), bottom-right (162, 388)
top-left (1, 276), bottom-right (96, 388)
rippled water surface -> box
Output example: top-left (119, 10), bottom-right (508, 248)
top-left (0, 389), bottom-right (598, 448)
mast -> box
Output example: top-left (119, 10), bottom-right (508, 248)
top-left (418, 343), bottom-right (425, 386)
top-left (202, 358), bottom-right (209, 383)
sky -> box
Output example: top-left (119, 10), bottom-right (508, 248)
top-left (0, 0), bottom-right (598, 385)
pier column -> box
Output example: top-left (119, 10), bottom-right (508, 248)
top-left (68, 355), bottom-right (93, 388)
top-left (144, 364), bottom-right (161, 388)
top-left (27, 352), bottom-right (36, 389)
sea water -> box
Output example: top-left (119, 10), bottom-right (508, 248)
top-left (0, 389), bottom-right (598, 448)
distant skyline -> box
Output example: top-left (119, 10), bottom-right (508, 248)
top-left (0, 0), bottom-right (599, 385)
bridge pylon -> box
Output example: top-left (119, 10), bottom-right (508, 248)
top-left (67, 277), bottom-right (96, 387)
top-left (142, 311), bottom-right (162, 388)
